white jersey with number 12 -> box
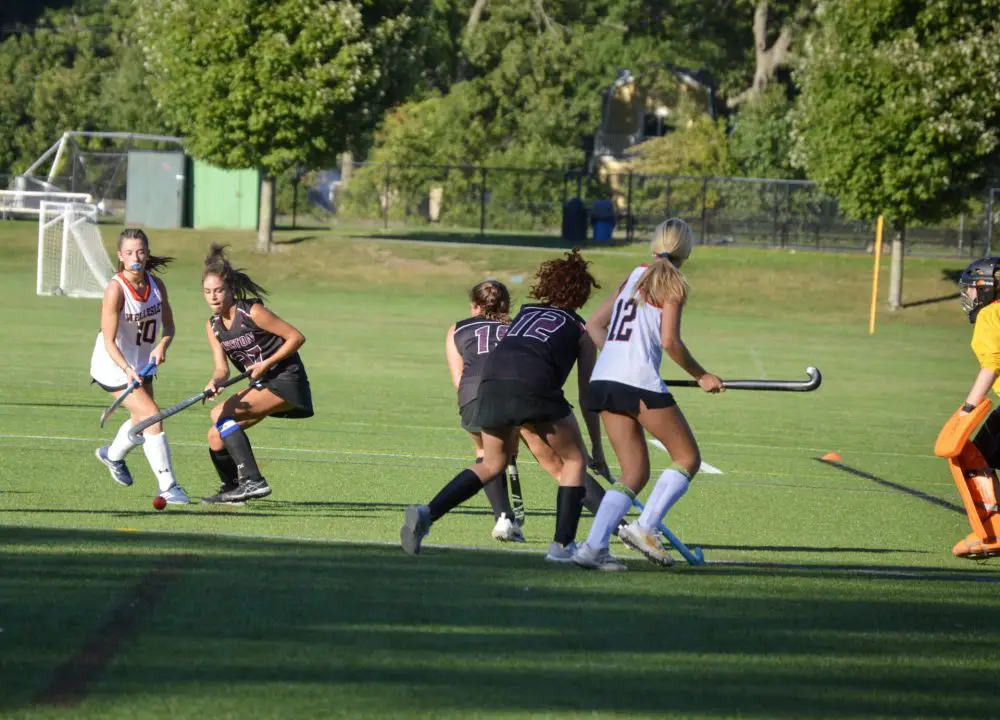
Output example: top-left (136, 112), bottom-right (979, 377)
top-left (591, 265), bottom-right (667, 393)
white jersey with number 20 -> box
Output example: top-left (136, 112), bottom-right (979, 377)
top-left (591, 265), bottom-right (668, 394)
top-left (90, 272), bottom-right (163, 388)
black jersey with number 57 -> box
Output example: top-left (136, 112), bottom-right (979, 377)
top-left (454, 316), bottom-right (508, 407)
top-left (211, 299), bottom-right (302, 377)
top-left (483, 303), bottom-right (587, 392)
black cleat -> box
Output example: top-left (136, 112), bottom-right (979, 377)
top-left (220, 476), bottom-right (272, 502)
top-left (201, 484), bottom-right (246, 506)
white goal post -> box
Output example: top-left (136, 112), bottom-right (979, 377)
top-left (37, 201), bottom-right (116, 298)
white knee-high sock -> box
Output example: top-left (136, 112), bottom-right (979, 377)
top-left (585, 488), bottom-right (634, 549)
top-left (638, 467), bottom-right (690, 531)
top-left (108, 419), bottom-right (139, 462)
top-left (142, 431), bottom-right (177, 492)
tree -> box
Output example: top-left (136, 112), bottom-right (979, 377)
top-left (728, 84), bottom-right (800, 179)
top-left (136, 0), bottom-right (430, 251)
top-left (792, 0), bottom-right (1000, 309)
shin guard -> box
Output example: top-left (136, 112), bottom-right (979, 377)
top-left (935, 401), bottom-right (1000, 558)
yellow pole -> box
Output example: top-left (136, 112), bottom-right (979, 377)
top-left (869, 215), bottom-right (885, 334)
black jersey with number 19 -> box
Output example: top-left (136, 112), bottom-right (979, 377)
top-left (482, 303), bottom-right (587, 392)
top-left (453, 316), bottom-right (508, 408)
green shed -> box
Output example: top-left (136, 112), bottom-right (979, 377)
top-left (192, 161), bottom-right (260, 229)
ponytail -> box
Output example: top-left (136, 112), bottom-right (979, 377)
top-left (202, 244), bottom-right (269, 300)
top-left (633, 258), bottom-right (689, 307)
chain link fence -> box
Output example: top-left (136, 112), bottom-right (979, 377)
top-left (3, 161), bottom-right (994, 258)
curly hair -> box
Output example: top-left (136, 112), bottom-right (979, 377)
top-left (469, 280), bottom-right (511, 323)
top-left (530, 249), bottom-right (600, 310)
top-left (117, 228), bottom-right (173, 274)
top-left (202, 244), bottom-right (269, 300)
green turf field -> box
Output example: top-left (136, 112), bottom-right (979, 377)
top-left (2, 220), bottom-right (999, 718)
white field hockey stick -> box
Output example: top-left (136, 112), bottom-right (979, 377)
top-left (127, 370), bottom-right (252, 444)
top-left (508, 455), bottom-right (525, 526)
top-left (99, 359), bottom-right (157, 428)
top-left (589, 462), bottom-right (705, 566)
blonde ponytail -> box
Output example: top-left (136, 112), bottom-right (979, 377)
top-left (634, 259), bottom-right (689, 307)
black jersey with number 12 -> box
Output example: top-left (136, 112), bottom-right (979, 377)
top-left (483, 303), bottom-right (586, 392)
top-left (211, 299), bottom-right (303, 377)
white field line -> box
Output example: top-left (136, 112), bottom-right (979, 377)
top-left (648, 438), bottom-right (723, 474)
top-left (6, 521), bottom-right (1000, 584)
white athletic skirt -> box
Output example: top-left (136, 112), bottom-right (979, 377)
top-left (90, 332), bottom-right (157, 389)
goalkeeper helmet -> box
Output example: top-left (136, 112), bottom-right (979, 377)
top-left (959, 257), bottom-right (1000, 323)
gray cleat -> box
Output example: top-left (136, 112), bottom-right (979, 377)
top-left (400, 505), bottom-right (432, 555)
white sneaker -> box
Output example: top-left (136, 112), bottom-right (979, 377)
top-left (491, 513), bottom-right (526, 543)
top-left (400, 505), bottom-right (432, 556)
top-left (159, 485), bottom-right (191, 505)
top-left (618, 522), bottom-right (675, 567)
top-left (572, 543), bottom-right (627, 571)
top-left (544, 541), bottom-right (579, 564)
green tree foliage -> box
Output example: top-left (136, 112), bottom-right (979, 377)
top-left (792, 0), bottom-right (1000, 227)
top-left (136, 0), bottom-right (432, 248)
top-left (0, 0), bottom-right (164, 174)
top-left (728, 84), bottom-right (800, 179)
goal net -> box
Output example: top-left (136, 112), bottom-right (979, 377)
top-left (37, 201), bottom-right (116, 298)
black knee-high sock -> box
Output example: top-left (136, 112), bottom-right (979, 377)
top-left (554, 485), bottom-right (586, 546)
top-left (217, 418), bottom-right (262, 482)
top-left (428, 468), bottom-right (484, 521)
top-left (582, 472), bottom-right (606, 515)
top-left (209, 447), bottom-right (239, 488)
top-left (480, 459), bottom-right (514, 520)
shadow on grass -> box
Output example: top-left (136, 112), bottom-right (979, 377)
top-left (4, 526), bottom-right (1000, 718)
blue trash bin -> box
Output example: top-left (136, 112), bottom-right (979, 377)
top-left (591, 199), bottom-right (616, 243)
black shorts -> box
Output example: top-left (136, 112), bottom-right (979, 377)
top-left (255, 362), bottom-right (314, 419)
top-left (474, 379), bottom-right (572, 430)
top-left (459, 400), bottom-right (482, 433)
top-left (588, 380), bottom-right (676, 415)
top-left (92, 376), bottom-right (154, 393)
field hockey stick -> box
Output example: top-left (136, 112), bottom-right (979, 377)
top-left (664, 366), bottom-right (822, 392)
top-left (99, 360), bottom-right (157, 428)
top-left (508, 455), bottom-right (525, 526)
top-left (589, 462), bottom-right (705, 566)
top-left (127, 370), bottom-right (252, 444)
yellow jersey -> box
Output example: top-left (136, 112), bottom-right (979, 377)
top-left (971, 301), bottom-right (1000, 392)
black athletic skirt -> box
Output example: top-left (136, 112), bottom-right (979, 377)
top-left (254, 362), bottom-right (314, 419)
top-left (92, 376), bottom-right (154, 393)
top-left (588, 380), bottom-right (676, 415)
top-left (474, 379), bottom-right (572, 430)
top-left (459, 400), bottom-right (482, 433)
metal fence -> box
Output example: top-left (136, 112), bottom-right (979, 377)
top-left (3, 162), bottom-right (993, 258)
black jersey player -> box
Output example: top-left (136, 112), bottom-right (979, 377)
top-left (405, 250), bottom-right (606, 561)
top-left (200, 244), bottom-right (313, 503)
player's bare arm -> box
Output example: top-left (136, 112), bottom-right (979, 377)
top-left (150, 276), bottom-right (174, 365)
top-left (101, 280), bottom-right (141, 385)
top-left (247, 303), bottom-right (306, 379)
top-left (576, 330), bottom-right (605, 467)
top-left (660, 301), bottom-right (723, 393)
top-left (204, 318), bottom-right (231, 397)
top-left (445, 324), bottom-right (463, 389)
top-left (585, 286), bottom-right (620, 350)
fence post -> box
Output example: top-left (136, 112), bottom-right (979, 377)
top-left (771, 182), bottom-right (780, 248)
top-left (626, 170), bottom-right (634, 243)
top-left (382, 164), bottom-right (390, 230)
top-left (479, 167), bottom-right (487, 237)
top-left (784, 181), bottom-right (792, 248)
top-left (700, 177), bottom-right (709, 243)
top-left (958, 213), bottom-right (964, 255)
top-left (987, 189), bottom-right (995, 255)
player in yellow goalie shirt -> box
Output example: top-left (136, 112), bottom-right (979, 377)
top-left (939, 257), bottom-right (1000, 558)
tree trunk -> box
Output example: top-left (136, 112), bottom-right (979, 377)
top-left (340, 151), bottom-right (353, 187)
top-left (257, 175), bottom-right (275, 253)
top-left (888, 222), bottom-right (905, 310)
top-left (726, 0), bottom-right (802, 109)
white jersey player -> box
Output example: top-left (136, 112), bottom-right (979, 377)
top-left (91, 228), bottom-right (188, 505)
top-left (572, 218), bottom-right (724, 571)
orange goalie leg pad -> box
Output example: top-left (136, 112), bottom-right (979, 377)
top-left (948, 443), bottom-right (1000, 557)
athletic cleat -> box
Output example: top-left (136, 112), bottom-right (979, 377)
top-left (618, 522), bottom-right (675, 567)
top-left (95, 446), bottom-right (134, 487)
top-left (220, 477), bottom-right (272, 502)
top-left (400, 505), bottom-right (432, 555)
top-left (491, 513), bottom-right (526, 543)
top-left (159, 485), bottom-right (191, 505)
top-left (201, 485), bottom-right (246, 506)
top-left (572, 543), bottom-right (627, 571)
top-left (544, 541), bottom-right (580, 564)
